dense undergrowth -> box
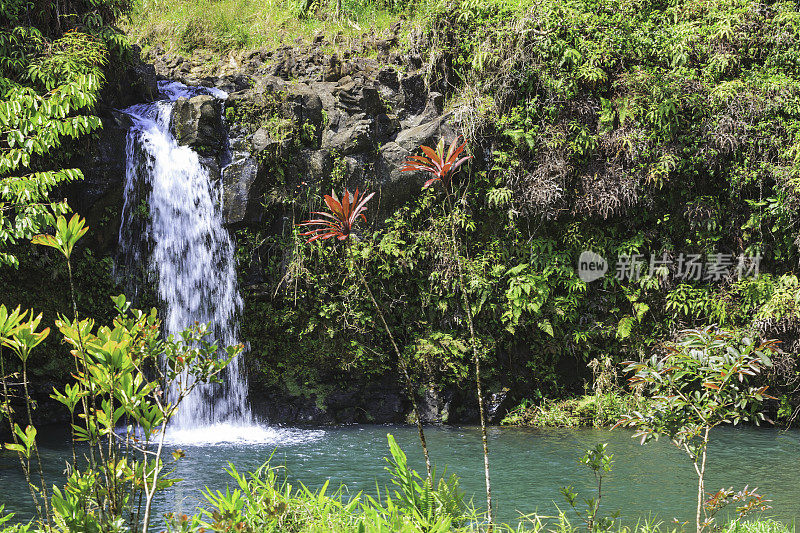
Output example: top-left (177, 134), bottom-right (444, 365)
top-left (8, 0), bottom-right (800, 424)
top-left (20, 0), bottom-right (800, 421)
top-left (3, 0), bottom-right (800, 530)
top-left (207, 0), bottom-right (800, 422)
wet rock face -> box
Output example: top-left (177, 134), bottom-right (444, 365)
top-left (222, 155), bottom-right (261, 226)
top-left (67, 109), bottom-right (134, 250)
top-left (169, 95), bottom-right (225, 154)
top-left (144, 22), bottom-right (461, 223)
top-left (247, 381), bottom-right (489, 425)
top-left (234, 71), bottom-right (454, 218)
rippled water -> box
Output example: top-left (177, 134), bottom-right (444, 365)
top-left (1, 425), bottom-right (798, 526)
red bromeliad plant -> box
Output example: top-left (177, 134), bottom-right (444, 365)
top-left (297, 189), bottom-right (375, 242)
top-left (297, 187), bottom-right (433, 480)
top-left (402, 137), bottom-right (497, 531)
top-left (400, 136), bottom-right (472, 190)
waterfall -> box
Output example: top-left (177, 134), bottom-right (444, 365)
top-left (118, 81), bottom-right (253, 433)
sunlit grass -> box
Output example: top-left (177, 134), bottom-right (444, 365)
top-left (722, 519), bottom-right (796, 533)
top-left (124, 0), bottom-right (400, 55)
top-left (122, 0), bottom-right (564, 58)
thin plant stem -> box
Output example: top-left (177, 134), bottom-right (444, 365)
top-left (352, 252), bottom-right (433, 480)
top-left (141, 419), bottom-right (168, 533)
top-left (21, 359), bottom-right (52, 530)
top-left (696, 427), bottom-right (710, 533)
top-left (1, 351), bottom-right (43, 521)
top-left (445, 193), bottom-right (493, 530)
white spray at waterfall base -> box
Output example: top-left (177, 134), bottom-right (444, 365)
top-left (118, 81), bottom-right (266, 440)
top-left (162, 423), bottom-right (326, 446)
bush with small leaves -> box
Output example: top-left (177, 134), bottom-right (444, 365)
top-left (616, 326), bottom-right (778, 533)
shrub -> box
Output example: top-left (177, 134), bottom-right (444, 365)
top-left (617, 327), bottom-right (778, 533)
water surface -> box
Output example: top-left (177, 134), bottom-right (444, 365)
top-left (1, 425), bottom-right (797, 527)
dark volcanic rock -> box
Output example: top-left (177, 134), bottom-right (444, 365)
top-left (323, 54), bottom-right (342, 82)
top-left (376, 113), bottom-right (401, 144)
top-left (68, 109), bottom-right (133, 249)
top-left (419, 388), bottom-right (454, 423)
top-left (74, 110), bottom-right (133, 211)
top-left (170, 95), bottom-right (225, 154)
top-left (223, 155), bottom-right (262, 226)
top-left (487, 388), bottom-right (513, 423)
top-left (336, 82), bottom-right (383, 116)
top-left (247, 379), bottom-right (484, 425)
top-left (395, 113), bottom-right (454, 152)
top-left (101, 45), bottom-right (158, 108)
top-left (323, 115), bottom-right (374, 155)
top-left (283, 83), bottom-right (324, 144)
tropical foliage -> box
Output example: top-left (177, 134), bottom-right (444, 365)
top-left (0, 0), bottom-right (133, 267)
top-left (616, 327), bottom-right (778, 533)
top-left (400, 137), bottom-right (471, 190)
top-left (299, 188), bottom-right (434, 479)
top-left (1, 215), bottom-right (239, 533)
top-left (298, 189), bottom-right (375, 242)
top-left (2, 0), bottom-right (800, 530)
top-left (401, 136), bottom-right (495, 527)
top-left (229, 0), bottom-right (800, 430)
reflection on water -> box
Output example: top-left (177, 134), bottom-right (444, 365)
top-left (1, 425), bottom-right (798, 526)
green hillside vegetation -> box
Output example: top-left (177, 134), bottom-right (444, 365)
top-left (3, 0), bottom-right (800, 529)
top-left (8, 0), bottom-right (800, 418)
top-left (192, 0), bottom-right (800, 421)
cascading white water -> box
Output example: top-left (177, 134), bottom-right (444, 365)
top-left (118, 81), bottom-right (253, 433)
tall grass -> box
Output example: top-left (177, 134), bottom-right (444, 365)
top-left (721, 520), bottom-right (796, 533)
top-left (124, 0), bottom-right (400, 55)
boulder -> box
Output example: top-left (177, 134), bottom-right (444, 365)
top-left (376, 67), bottom-right (404, 109)
top-left (252, 127), bottom-right (283, 154)
top-left (323, 54), bottom-right (342, 82)
top-left (372, 114), bottom-right (457, 210)
top-left (375, 141), bottom-right (417, 211)
top-left (376, 113), bottom-right (401, 144)
top-left (400, 72), bottom-right (427, 115)
top-left (322, 116), bottom-right (374, 155)
top-left (212, 74), bottom-right (251, 94)
top-left (377, 66), bottom-right (400, 91)
top-left (170, 95), bottom-right (225, 154)
top-left (309, 81), bottom-right (338, 114)
top-left (394, 112), bottom-right (453, 152)
top-left (418, 388), bottom-right (454, 423)
top-left (283, 83), bottom-right (324, 143)
top-left (487, 388), bottom-right (514, 423)
top-left (305, 149), bottom-right (333, 182)
top-left (403, 91), bottom-right (444, 129)
top-left (222, 155), bottom-right (262, 226)
top-left (335, 81), bottom-right (383, 116)
top-left (199, 155), bottom-right (221, 183)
